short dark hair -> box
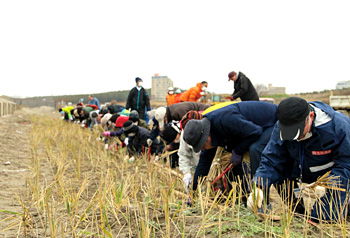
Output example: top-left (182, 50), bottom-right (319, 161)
top-left (201, 81), bottom-right (208, 84)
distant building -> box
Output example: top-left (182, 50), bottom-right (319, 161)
top-left (151, 74), bottom-right (173, 101)
top-left (265, 84), bottom-right (286, 95)
top-left (336, 81), bottom-right (350, 90)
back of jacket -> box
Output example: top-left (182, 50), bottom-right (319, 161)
top-left (233, 72), bottom-right (259, 101)
top-left (179, 83), bottom-right (202, 102)
top-left (166, 102), bottom-right (210, 122)
top-left (204, 101), bottom-right (278, 154)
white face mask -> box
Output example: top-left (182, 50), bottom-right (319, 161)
top-left (128, 132), bottom-right (136, 137)
top-left (202, 86), bottom-right (207, 91)
top-left (169, 91), bottom-right (174, 95)
top-left (138, 82), bottom-right (143, 87)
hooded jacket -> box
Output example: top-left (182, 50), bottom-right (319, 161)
top-left (254, 101), bottom-right (350, 221)
top-left (126, 87), bottom-right (150, 112)
top-left (179, 83), bottom-right (203, 102)
top-left (232, 72), bottom-right (259, 101)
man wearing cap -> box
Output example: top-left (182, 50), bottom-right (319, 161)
top-left (251, 97), bottom-right (350, 222)
top-left (228, 71), bottom-right (259, 101)
top-left (183, 101), bottom-right (278, 199)
top-left (126, 77), bottom-right (151, 120)
top-left (166, 87), bottom-right (176, 106)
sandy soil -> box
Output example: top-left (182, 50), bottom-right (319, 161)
top-left (0, 107), bottom-right (55, 238)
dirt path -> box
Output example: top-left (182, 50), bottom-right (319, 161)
top-left (0, 107), bottom-right (54, 237)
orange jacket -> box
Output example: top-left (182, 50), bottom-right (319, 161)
top-left (166, 94), bottom-right (177, 106)
top-left (179, 83), bottom-right (203, 102)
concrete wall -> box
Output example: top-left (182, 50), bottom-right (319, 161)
top-left (0, 98), bottom-right (20, 117)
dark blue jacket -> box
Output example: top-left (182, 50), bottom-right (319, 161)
top-left (254, 101), bottom-right (350, 221)
top-left (203, 101), bottom-right (278, 155)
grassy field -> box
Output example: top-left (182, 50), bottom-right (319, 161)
top-left (1, 106), bottom-right (349, 237)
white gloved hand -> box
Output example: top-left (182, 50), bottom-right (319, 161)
top-left (247, 188), bottom-right (264, 210)
top-left (154, 155), bottom-right (160, 161)
top-left (104, 144), bottom-right (109, 150)
top-left (147, 139), bottom-right (153, 146)
top-left (200, 92), bottom-right (205, 95)
top-left (81, 123), bottom-right (85, 127)
top-left (124, 155), bottom-right (129, 161)
top-left (124, 138), bottom-right (129, 145)
top-left (128, 156), bottom-right (135, 163)
top-left (183, 173), bottom-right (192, 188)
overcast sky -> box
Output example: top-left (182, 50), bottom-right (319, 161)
top-left (1, 1), bottom-right (349, 98)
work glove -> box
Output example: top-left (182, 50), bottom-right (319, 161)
top-left (103, 131), bottom-right (111, 137)
top-left (200, 92), bottom-right (204, 96)
top-left (124, 155), bottom-right (129, 161)
top-left (128, 156), bottom-right (135, 163)
top-left (147, 139), bottom-right (153, 146)
top-left (104, 144), bottom-right (109, 150)
top-left (230, 150), bottom-right (242, 165)
top-left (230, 96), bottom-right (234, 101)
top-left (247, 188), bottom-right (264, 211)
top-left (154, 155), bottom-right (160, 161)
top-left (183, 173), bottom-right (192, 188)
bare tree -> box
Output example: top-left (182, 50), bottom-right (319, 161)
top-left (255, 84), bottom-right (268, 96)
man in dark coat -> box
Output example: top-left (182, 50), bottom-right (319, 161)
top-left (183, 101), bottom-right (278, 202)
top-left (123, 120), bottom-right (163, 157)
top-left (252, 97), bottom-right (350, 222)
top-left (228, 71), bottom-right (259, 101)
top-left (126, 77), bottom-right (151, 120)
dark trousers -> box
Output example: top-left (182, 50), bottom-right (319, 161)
top-left (249, 126), bottom-right (274, 178)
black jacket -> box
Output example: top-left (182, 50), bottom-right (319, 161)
top-left (126, 87), bottom-right (151, 112)
top-left (108, 104), bottom-right (125, 114)
top-left (232, 72), bottom-right (259, 101)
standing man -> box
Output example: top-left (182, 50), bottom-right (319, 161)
top-left (180, 81), bottom-right (208, 102)
top-left (228, 71), bottom-right (259, 101)
top-left (126, 77), bottom-right (151, 120)
top-left (88, 95), bottom-right (101, 109)
top-left (183, 101), bottom-right (278, 199)
top-left (251, 97), bottom-right (350, 222)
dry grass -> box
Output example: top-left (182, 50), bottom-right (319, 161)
top-left (1, 113), bottom-right (350, 237)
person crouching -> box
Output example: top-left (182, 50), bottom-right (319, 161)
top-left (123, 120), bottom-right (163, 162)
